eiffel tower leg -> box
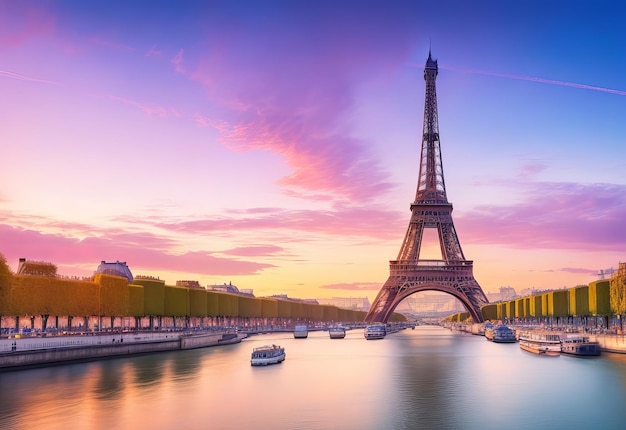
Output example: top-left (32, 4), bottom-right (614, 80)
top-left (365, 277), bottom-right (402, 323)
top-left (365, 273), bottom-right (488, 324)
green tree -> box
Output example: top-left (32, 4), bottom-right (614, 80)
top-left (610, 263), bottom-right (626, 331)
top-left (0, 253), bottom-right (13, 316)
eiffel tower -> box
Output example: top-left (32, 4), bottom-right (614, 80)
top-left (365, 51), bottom-right (489, 323)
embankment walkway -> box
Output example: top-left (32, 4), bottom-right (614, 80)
top-left (0, 330), bottom-right (245, 371)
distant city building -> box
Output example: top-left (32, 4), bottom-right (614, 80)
top-left (134, 275), bottom-right (161, 281)
top-left (17, 258), bottom-right (57, 277)
top-left (317, 297), bottom-right (371, 312)
top-left (176, 280), bottom-right (202, 289)
top-left (486, 286), bottom-right (517, 303)
top-left (207, 282), bottom-right (255, 297)
top-left (396, 292), bottom-right (462, 317)
top-left (94, 260), bottom-right (134, 283)
top-left (267, 294), bottom-right (319, 305)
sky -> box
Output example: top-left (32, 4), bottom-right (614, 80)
top-left (1, 0), bottom-right (625, 303)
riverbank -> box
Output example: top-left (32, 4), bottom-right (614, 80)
top-left (0, 330), bottom-right (246, 371)
top-left (444, 322), bottom-right (626, 354)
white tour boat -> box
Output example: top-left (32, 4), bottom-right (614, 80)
top-left (518, 331), bottom-right (561, 356)
top-left (364, 324), bottom-right (386, 340)
top-left (251, 344), bottom-right (286, 366)
top-left (328, 326), bottom-right (346, 339)
top-left (293, 325), bottom-right (308, 339)
top-left (560, 335), bottom-right (601, 356)
top-left (485, 324), bottom-right (517, 343)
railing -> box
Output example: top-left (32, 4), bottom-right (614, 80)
top-left (389, 259), bottom-right (473, 269)
top-left (389, 259), bottom-right (473, 267)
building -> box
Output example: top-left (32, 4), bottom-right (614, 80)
top-left (17, 258), bottom-right (57, 277)
top-left (267, 294), bottom-right (319, 305)
top-left (395, 292), bottom-right (463, 317)
top-left (176, 280), bottom-right (203, 289)
top-left (207, 282), bottom-right (255, 297)
top-left (486, 286), bottom-right (517, 302)
top-left (317, 297), bottom-right (370, 312)
top-left (94, 260), bottom-right (134, 283)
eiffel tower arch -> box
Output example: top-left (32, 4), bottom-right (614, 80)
top-left (365, 51), bottom-right (489, 323)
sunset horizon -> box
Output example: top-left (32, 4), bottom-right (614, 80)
top-left (2, 1), bottom-right (625, 304)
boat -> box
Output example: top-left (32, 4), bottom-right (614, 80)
top-left (560, 335), bottom-right (601, 356)
top-left (250, 344), bottom-right (286, 366)
top-left (485, 324), bottom-right (517, 343)
top-left (484, 322), bottom-right (495, 340)
top-left (328, 326), bottom-right (346, 339)
top-left (518, 331), bottom-right (561, 356)
top-left (364, 324), bottom-right (386, 340)
top-left (293, 325), bottom-right (308, 339)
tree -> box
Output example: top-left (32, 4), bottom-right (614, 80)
top-left (610, 263), bottom-right (626, 331)
top-left (0, 253), bottom-right (13, 316)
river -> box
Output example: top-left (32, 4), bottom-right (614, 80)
top-left (2, 325), bottom-right (626, 429)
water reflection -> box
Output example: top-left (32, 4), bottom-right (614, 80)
top-left (94, 360), bottom-right (125, 400)
top-left (170, 350), bottom-right (202, 382)
top-left (389, 330), bottom-right (462, 428)
top-left (131, 353), bottom-right (168, 388)
top-left (3, 327), bottom-right (626, 429)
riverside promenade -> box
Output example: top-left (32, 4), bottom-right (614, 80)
top-left (446, 322), bottom-right (626, 354)
top-left (0, 329), bottom-right (246, 371)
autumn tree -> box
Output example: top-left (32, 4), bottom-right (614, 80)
top-left (0, 253), bottom-right (13, 318)
top-left (610, 263), bottom-right (626, 331)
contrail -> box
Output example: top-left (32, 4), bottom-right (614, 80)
top-left (439, 65), bottom-right (626, 97)
top-left (0, 69), bottom-right (60, 86)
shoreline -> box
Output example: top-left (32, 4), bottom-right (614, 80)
top-left (0, 330), bottom-right (246, 372)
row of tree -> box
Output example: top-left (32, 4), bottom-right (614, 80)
top-left (446, 264), bottom-right (626, 324)
top-left (0, 254), bottom-right (406, 323)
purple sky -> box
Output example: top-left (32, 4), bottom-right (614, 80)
top-left (1, 1), bottom-right (625, 301)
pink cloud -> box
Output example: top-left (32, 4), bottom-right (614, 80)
top-left (0, 224), bottom-right (273, 277)
top-left (517, 162), bottom-right (547, 178)
top-left (107, 94), bottom-right (180, 118)
top-left (457, 182), bottom-right (626, 251)
top-left (171, 48), bottom-right (185, 74)
top-left (0, 4), bottom-right (55, 48)
top-left (180, 9), bottom-right (416, 203)
top-left (221, 245), bottom-right (285, 257)
top-left (155, 206), bottom-right (405, 241)
top-left (145, 45), bottom-right (162, 57)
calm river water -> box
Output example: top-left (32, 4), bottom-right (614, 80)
top-left (2, 325), bottom-right (626, 429)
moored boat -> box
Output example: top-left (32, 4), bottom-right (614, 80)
top-left (251, 344), bottom-right (286, 366)
top-left (484, 322), bottom-right (495, 341)
top-left (518, 331), bottom-right (561, 356)
top-left (364, 324), bottom-right (386, 340)
top-left (328, 326), bottom-right (346, 339)
top-left (294, 325), bottom-right (308, 339)
top-left (561, 335), bottom-right (601, 356)
top-left (488, 325), bottom-right (517, 343)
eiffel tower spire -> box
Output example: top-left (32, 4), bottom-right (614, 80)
top-left (365, 52), bottom-right (489, 323)
top-left (417, 49), bottom-right (446, 204)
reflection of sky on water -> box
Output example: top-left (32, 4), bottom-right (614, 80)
top-left (2, 328), bottom-right (626, 429)
top-left (131, 353), bottom-right (168, 388)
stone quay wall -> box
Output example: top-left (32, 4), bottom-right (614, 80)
top-left (0, 331), bottom-right (244, 371)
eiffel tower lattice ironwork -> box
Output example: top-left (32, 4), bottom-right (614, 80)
top-left (365, 51), bottom-right (489, 323)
